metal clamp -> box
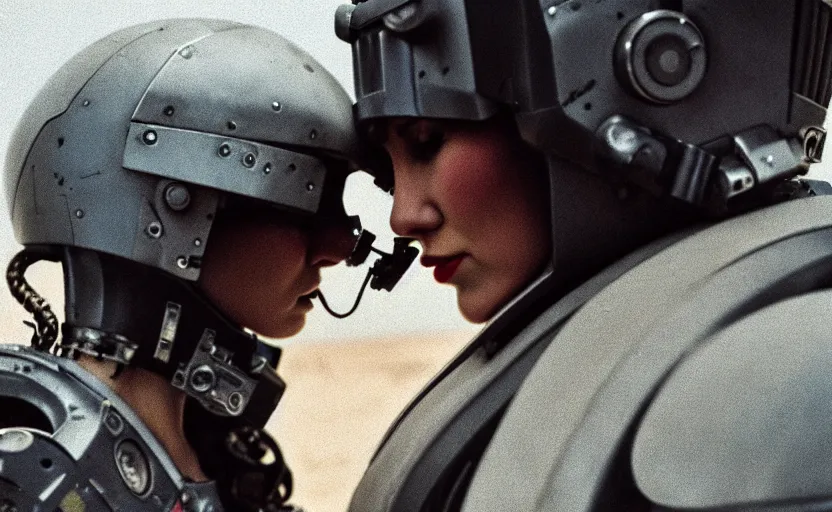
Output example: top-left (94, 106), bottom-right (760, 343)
top-left (172, 329), bottom-right (256, 416)
top-left (59, 326), bottom-right (139, 365)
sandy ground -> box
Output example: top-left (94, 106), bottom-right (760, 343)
top-left (268, 331), bottom-right (474, 511)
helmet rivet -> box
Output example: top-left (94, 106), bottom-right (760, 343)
top-left (146, 221), bottom-right (163, 239)
top-left (82, 99), bottom-right (90, 107)
top-left (193, 238), bottom-right (202, 247)
top-left (271, 101), bottom-right (282, 112)
top-left (309, 129), bottom-right (318, 140)
top-left (547, 5), bottom-right (557, 16)
top-left (263, 163), bottom-right (272, 175)
top-left (306, 182), bottom-right (315, 192)
top-left (164, 183), bottom-right (191, 211)
top-left (180, 492), bottom-right (191, 505)
top-left (287, 163), bottom-right (297, 173)
top-left (218, 143), bottom-right (232, 157)
top-left (179, 45), bottom-right (194, 59)
top-left (163, 105), bottom-right (175, 116)
top-left (142, 130), bottom-right (158, 145)
top-left (176, 256), bottom-right (188, 269)
top-left (75, 209), bottom-right (85, 219)
top-left (242, 153), bottom-right (256, 168)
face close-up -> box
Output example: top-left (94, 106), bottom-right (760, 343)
top-left (384, 117), bottom-right (552, 323)
top-left (198, 211), bottom-right (355, 338)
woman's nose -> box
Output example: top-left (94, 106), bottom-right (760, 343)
top-left (309, 221), bottom-right (357, 267)
top-left (389, 174), bottom-right (442, 237)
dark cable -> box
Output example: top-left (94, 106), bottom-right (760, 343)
top-left (6, 250), bottom-right (60, 352)
top-left (315, 269), bottom-right (373, 319)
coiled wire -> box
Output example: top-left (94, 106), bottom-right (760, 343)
top-left (6, 249), bottom-right (59, 352)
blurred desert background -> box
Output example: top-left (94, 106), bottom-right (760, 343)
top-left (1, 2), bottom-right (831, 511)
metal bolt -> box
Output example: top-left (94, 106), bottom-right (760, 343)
top-left (163, 105), bottom-right (175, 116)
top-left (218, 143), bottom-right (231, 157)
top-left (242, 153), bottom-right (256, 168)
top-left (164, 183), bottom-right (191, 211)
top-left (142, 130), bottom-right (158, 146)
top-left (263, 163), bottom-right (272, 175)
top-left (146, 221), bottom-right (163, 239)
top-left (176, 256), bottom-right (188, 269)
top-left (179, 45), bottom-right (194, 59)
top-left (75, 209), bottom-right (84, 219)
top-left (227, 392), bottom-right (244, 413)
top-left (306, 182), bottom-right (315, 192)
top-left (189, 365), bottom-right (216, 393)
top-left (547, 5), bottom-right (557, 15)
top-left (271, 101), bottom-right (282, 112)
top-left (194, 238), bottom-right (202, 247)
top-left (309, 129), bottom-right (318, 140)
top-left (82, 99), bottom-right (90, 107)
top-left (180, 492), bottom-right (191, 505)
top-left (763, 154), bottom-right (775, 166)
top-left (115, 440), bottom-right (151, 495)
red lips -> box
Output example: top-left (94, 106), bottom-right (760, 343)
top-left (422, 255), bottom-right (465, 284)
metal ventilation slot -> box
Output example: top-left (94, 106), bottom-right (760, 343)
top-left (794, 0), bottom-right (832, 107)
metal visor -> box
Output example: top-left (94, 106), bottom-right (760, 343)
top-left (123, 122), bottom-right (326, 214)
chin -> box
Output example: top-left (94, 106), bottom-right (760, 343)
top-left (457, 294), bottom-right (498, 324)
top-left (256, 314), bottom-right (306, 339)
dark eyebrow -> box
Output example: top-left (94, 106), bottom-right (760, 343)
top-left (394, 119), bottom-right (419, 139)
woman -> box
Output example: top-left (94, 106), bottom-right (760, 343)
top-left (0, 19), bottom-right (358, 511)
top-left (382, 115), bottom-right (551, 323)
top-left (338, 0), bottom-right (832, 510)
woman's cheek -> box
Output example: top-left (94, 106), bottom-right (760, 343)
top-left (437, 145), bottom-right (505, 228)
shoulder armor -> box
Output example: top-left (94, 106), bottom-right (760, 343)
top-left (0, 345), bottom-right (223, 511)
top-left (633, 289), bottom-right (832, 509)
top-left (463, 195), bottom-right (832, 511)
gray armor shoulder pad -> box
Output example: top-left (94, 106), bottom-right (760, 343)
top-left (463, 195), bottom-right (832, 512)
top-left (0, 344), bottom-right (222, 511)
top-left (633, 289), bottom-right (832, 509)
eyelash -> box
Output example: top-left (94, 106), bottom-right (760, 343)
top-left (407, 130), bottom-right (445, 163)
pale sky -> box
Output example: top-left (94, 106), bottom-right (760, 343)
top-left (0, 1), bottom-right (829, 345)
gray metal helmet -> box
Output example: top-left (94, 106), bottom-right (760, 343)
top-left (338, 0), bottom-right (831, 296)
top-left (6, 18), bottom-right (357, 281)
top-left (337, 0), bottom-right (830, 204)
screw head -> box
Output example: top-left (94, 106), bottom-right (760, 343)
top-left (227, 392), bottom-right (244, 413)
top-left (271, 101), bottom-right (282, 112)
top-left (218, 143), bottom-right (231, 157)
top-left (176, 256), bottom-right (188, 269)
top-left (189, 365), bottom-right (216, 393)
top-left (263, 163), bottom-right (272, 175)
top-left (242, 152), bottom-right (256, 168)
top-left (163, 105), bottom-right (175, 116)
top-left (146, 221), bottom-right (163, 239)
top-left (142, 130), bottom-right (158, 145)
top-left (306, 182), bottom-right (315, 192)
top-left (75, 209), bottom-right (85, 219)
